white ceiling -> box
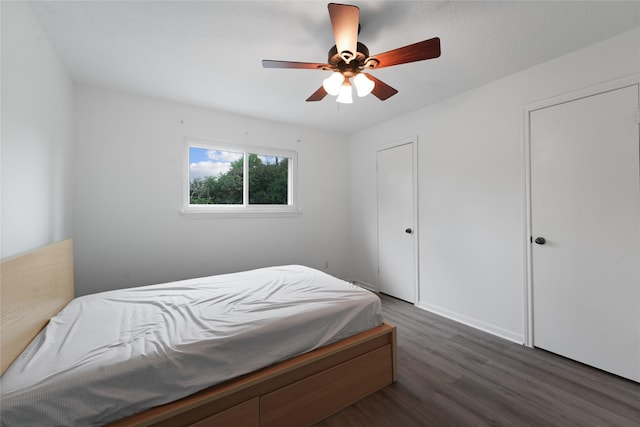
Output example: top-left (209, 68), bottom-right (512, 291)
top-left (31, 1), bottom-right (640, 134)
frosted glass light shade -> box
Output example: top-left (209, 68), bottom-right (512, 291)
top-left (336, 82), bottom-right (353, 104)
top-left (322, 72), bottom-right (344, 96)
top-left (353, 73), bottom-right (375, 97)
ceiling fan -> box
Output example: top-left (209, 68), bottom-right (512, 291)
top-left (262, 3), bottom-right (441, 104)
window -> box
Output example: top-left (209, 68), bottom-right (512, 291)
top-left (183, 138), bottom-right (298, 216)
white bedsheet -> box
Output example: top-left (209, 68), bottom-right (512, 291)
top-left (0, 265), bottom-right (382, 426)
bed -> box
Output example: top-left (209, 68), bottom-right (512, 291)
top-left (0, 240), bottom-right (397, 426)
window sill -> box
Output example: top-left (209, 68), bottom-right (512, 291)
top-left (180, 207), bottom-right (302, 219)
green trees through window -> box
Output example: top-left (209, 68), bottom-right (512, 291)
top-left (247, 155), bottom-right (288, 204)
top-left (189, 148), bottom-right (290, 206)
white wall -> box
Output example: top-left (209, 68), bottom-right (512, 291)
top-left (348, 28), bottom-right (640, 343)
top-left (74, 86), bottom-right (349, 296)
top-left (1, 2), bottom-right (74, 259)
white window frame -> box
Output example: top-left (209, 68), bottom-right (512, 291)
top-left (182, 137), bottom-right (300, 218)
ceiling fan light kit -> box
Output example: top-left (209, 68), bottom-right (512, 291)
top-left (323, 72), bottom-right (373, 103)
top-left (262, 2), bottom-right (441, 104)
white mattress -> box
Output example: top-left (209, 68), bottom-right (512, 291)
top-left (0, 265), bottom-right (382, 426)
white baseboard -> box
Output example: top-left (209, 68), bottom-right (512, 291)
top-left (350, 279), bottom-right (377, 293)
top-left (417, 301), bottom-right (524, 344)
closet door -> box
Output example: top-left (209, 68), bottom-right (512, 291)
top-left (530, 83), bottom-right (639, 382)
top-left (377, 139), bottom-right (417, 303)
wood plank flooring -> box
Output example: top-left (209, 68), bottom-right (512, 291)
top-left (315, 294), bottom-right (640, 427)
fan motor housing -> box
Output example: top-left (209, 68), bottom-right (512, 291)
top-left (328, 42), bottom-right (374, 76)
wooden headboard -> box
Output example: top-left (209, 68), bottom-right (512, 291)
top-left (0, 239), bottom-right (74, 375)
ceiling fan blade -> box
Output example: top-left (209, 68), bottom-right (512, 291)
top-left (367, 37), bottom-right (441, 69)
top-left (306, 86), bottom-right (328, 102)
top-left (364, 74), bottom-right (398, 101)
top-left (262, 60), bottom-right (330, 70)
top-left (328, 3), bottom-right (359, 64)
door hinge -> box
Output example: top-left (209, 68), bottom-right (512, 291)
top-left (637, 108), bottom-right (640, 124)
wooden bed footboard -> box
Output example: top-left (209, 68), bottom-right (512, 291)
top-left (109, 322), bottom-right (397, 427)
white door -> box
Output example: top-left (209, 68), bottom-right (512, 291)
top-left (530, 83), bottom-right (640, 382)
top-left (377, 140), bottom-right (417, 303)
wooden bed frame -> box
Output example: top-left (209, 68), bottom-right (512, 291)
top-left (0, 239), bottom-right (397, 426)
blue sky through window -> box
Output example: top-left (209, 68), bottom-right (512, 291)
top-left (189, 147), bottom-right (242, 180)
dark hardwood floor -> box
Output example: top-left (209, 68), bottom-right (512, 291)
top-left (316, 294), bottom-right (640, 427)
